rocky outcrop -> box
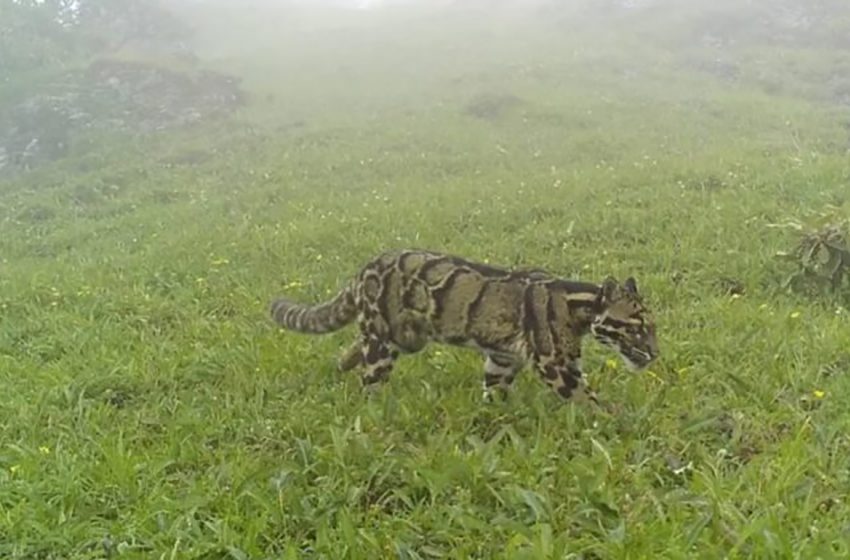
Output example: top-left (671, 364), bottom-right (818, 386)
top-left (0, 59), bottom-right (244, 177)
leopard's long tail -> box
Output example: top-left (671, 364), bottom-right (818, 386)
top-left (270, 282), bottom-right (357, 334)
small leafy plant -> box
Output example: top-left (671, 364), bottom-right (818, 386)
top-left (773, 213), bottom-right (850, 295)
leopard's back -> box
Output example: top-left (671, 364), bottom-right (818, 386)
top-left (355, 249), bottom-right (529, 355)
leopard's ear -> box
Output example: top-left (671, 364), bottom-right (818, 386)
top-left (599, 276), bottom-right (620, 304)
top-left (624, 276), bottom-right (638, 295)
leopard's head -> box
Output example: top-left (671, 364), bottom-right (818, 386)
top-left (591, 276), bottom-right (659, 371)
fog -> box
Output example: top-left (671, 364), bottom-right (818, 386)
top-left (3, 0), bottom-right (848, 176)
top-left (0, 0), bottom-right (850, 173)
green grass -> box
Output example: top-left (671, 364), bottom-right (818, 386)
top-left (2, 2), bottom-right (850, 558)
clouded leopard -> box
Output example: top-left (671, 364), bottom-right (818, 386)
top-left (269, 249), bottom-right (658, 404)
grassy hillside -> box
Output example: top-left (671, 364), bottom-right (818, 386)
top-left (1, 1), bottom-right (849, 557)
